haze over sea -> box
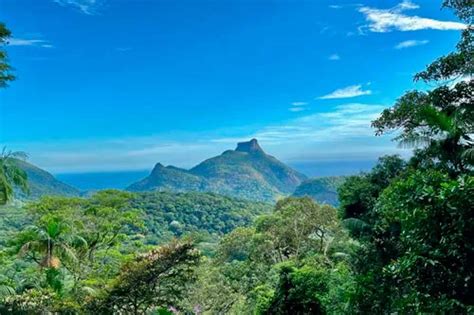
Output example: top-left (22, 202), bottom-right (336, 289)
top-left (56, 160), bottom-right (376, 190)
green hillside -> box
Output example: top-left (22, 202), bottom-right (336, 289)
top-left (127, 139), bottom-right (307, 201)
top-left (132, 191), bottom-right (272, 245)
top-left (0, 190), bottom-right (271, 249)
top-left (128, 163), bottom-right (207, 192)
top-left (13, 159), bottom-right (80, 199)
top-left (292, 176), bottom-right (346, 206)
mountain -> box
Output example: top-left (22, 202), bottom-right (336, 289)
top-left (128, 163), bottom-right (207, 192)
top-left (292, 176), bottom-right (346, 206)
top-left (13, 159), bottom-right (81, 199)
top-left (128, 139), bottom-right (307, 201)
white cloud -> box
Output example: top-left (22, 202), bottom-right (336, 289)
top-left (289, 107), bottom-right (306, 112)
top-left (329, 5), bottom-right (342, 9)
top-left (53, 0), bottom-right (101, 14)
top-left (289, 102), bottom-right (309, 112)
top-left (8, 38), bottom-right (53, 48)
top-left (212, 103), bottom-right (388, 144)
top-left (397, 0), bottom-right (419, 10)
top-left (210, 103), bottom-right (407, 163)
top-left (319, 84), bottom-right (372, 99)
top-left (291, 102), bottom-right (308, 106)
top-left (395, 39), bottom-right (429, 49)
top-left (9, 103), bottom-right (408, 173)
top-left (359, 1), bottom-right (466, 33)
top-left (328, 53), bottom-right (340, 61)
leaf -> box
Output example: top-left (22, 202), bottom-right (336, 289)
top-left (0, 284), bottom-right (15, 298)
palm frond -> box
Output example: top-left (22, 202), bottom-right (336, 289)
top-left (343, 218), bottom-right (370, 234)
top-left (420, 105), bottom-right (456, 134)
top-left (397, 135), bottom-right (432, 149)
top-left (0, 173), bottom-right (13, 205)
top-left (0, 284), bottom-right (15, 298)
top-left (58, 244), bottom-right (78, 264)
top-left (461, 147), bottom-right (474, 164)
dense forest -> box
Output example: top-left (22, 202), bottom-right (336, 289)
top-left (0, 0), bottom-right (472, 313)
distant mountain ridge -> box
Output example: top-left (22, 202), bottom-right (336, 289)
top-left (10, 141), bottom-right (344, 205)
top-left (127, 139), bottom-right (307, 201)
top-left (13, 159), bottom-right (81, 199)
top-left (292, 176), bottom-right (346, 207)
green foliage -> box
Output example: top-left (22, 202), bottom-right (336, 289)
top-left (0, 205), bottom-right (30, 247)
top-left (372, 84), bottom-right (473, 174)
top-left (0, 150), bottom-right (29, 205)
top-left (0, 3), bottom-right (471, 313)
top-left (187, 197), bottom-right (354, 314)
top-left (1, 190), bottom-right (145, 312)
top-left (256, 197), bottom-right (341, 260)
top-left (0, 22), bottom-right (15, 88)
top-left (337, 155), bottom-right (406, 232)
top-left (375, 170), bottom-right (474, 312)
top-left (343, 2), bottom-right (474, 313)
top-left (89, 241), bottom-right (200, 314)
top-left (132, 191), bottom-right (271, 245)
top-left (372, 2), bottom-right (473, 175)
top-left (0, 190), bottom-right (275, 313)
top-left (265, 262), bottom-right (326, 315)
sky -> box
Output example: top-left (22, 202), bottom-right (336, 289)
top-left (0, 0), bottom-right (466, 173)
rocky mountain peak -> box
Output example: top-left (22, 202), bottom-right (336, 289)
top-left (235, 138), bottom-right (264, 154)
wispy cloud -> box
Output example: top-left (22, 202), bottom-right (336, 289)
top-left (291, 102), bottom-right (308, 106)
top-left (289, 102), bottom-right (309, 112)
top-left (53, 0), bottom-right (102, 14)
top-left (211, 103), bottom-right (405, 162)
top-left (289, 107), bottom-right (306, 112)
top-left (359, 0), bottom-right (466, 33)
top-left (329, 5), bottom-right (342, 9)
top-left (213, 103), bottom-right (387, 144)
top-left (395, 39), bottom-right (429, 49)
top-left (9, 103), bottom-right (406, 173)
top-left (328, 53), bottom-right (340, 61)
top-left (8, 38), bottom-right (53, 48)
top-left (319, 84), bottom-right (372, 99)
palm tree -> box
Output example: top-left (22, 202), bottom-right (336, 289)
top-left (17, 217), bottom-right (81, 269)
top-left (0, 148), bottom-right (29, 204)
top-left (396, 103), bottom-right (473, 173)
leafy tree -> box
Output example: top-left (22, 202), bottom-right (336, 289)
top-left (374, 170), bottom-right (474, 312)
top-left (15, 215), bottom-right (80, 271)
top-left (132, 191), bottom-right (270, 245)
top-left (344, 1), bottom-right (473, 313)
top-left (0, 22), bottom-right (15, 88)
top-left (372, 0), bottom-right (473, 174)
top-left (256, 197), bottom-right (341, 261)
top-left (0, 149), bottom-right (28, 205)
top-left (0, 24), bottom-right (24, 205)
top-left (265, 263), bottom-right (326, 315)
top-left (337, 155), bottom-right (406, 236)
top-left (90, 241), bottom-right (200, 314)
top-left (187, 197), bottom-right (352, 314)
top-left (3, 192), bottom-right (145, 311)
top-left (81, 190), bottom-right (142, 262)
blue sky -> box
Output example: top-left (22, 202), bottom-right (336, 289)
top-left (0, 0), bottom-right (466, 173)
